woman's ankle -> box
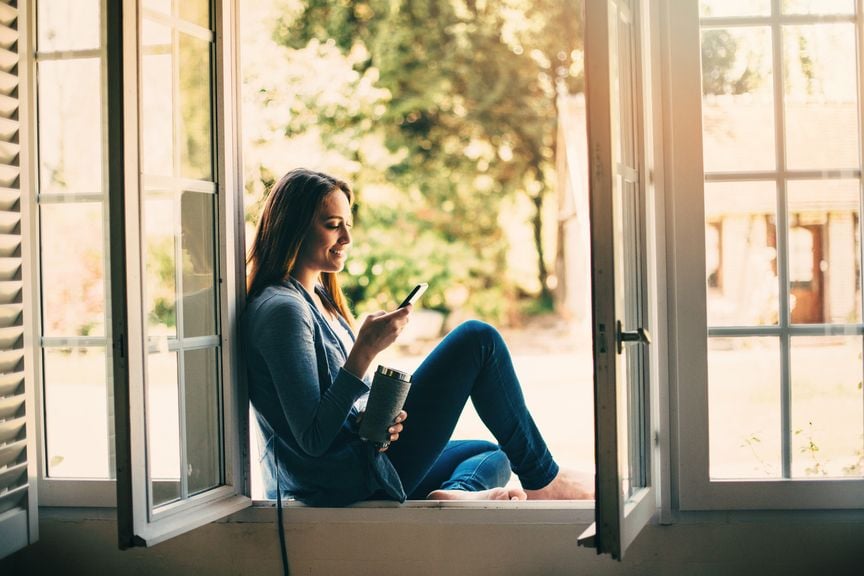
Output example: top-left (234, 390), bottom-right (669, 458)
top-left (524, 469), bottom-right (594, 500)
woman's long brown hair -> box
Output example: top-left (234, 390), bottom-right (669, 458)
top-left (246, 168), bottom-right (355, 327)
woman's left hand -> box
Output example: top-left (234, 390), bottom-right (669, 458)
top-left (379, 410), bottom-right (408, 452)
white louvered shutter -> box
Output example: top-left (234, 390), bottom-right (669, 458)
top-left (0, 0), bottom-right (37, 560)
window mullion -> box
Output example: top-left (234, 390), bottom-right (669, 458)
top-left (768, 0), bottom-right (793, 480)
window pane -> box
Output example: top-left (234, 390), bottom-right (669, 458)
top-left (37, 59), bottom-right (103, 195)
top-left (791, 336), bottom-right (863, 478)
top-left (700, 1), bottom-right (770, 19)
top-left (142, 0), bottom-right (171, 17)
top-left (709, 337), bottom-right (782, 479)
top-left (44, 347), bottom-right (110, 478)
top-left (783, 24), bottom-right (858, 171)
top-left (143, 192), bottom-right (177, 340)
top-left (782, 0), bottom-right (854, 15)
top-left (141, 20), bottom-right (174, 177)
top-left (40, 203), bottom-right (105, 337)
top-left (37, 0), bottom-right (100, 52)
top-left (185, 348), bottom-right (221, 495)
top-left (701, 27), bottom-right (775, 172)
top-left (178, 0), bottom-right (210, 28)
top-left (148, 351), bottom-right (181, 506)
top-left (181, 192), bottom-right (217, 338)
top-left (705, 181), bottom-right (778, 326)
top-left (787, 180), bottom-right (860, 325)
top-left (178, 33), bottom-right (213, 181)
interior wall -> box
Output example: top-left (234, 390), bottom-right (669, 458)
top-left (2, 513), bottom-right (862, 576)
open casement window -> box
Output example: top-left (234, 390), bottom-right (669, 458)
top-left (578, 0), bottom-right (660, 559)
top-left (111, 0), bottom-right (249, 547)
top-left (670, 0), bottom-right (864, 510)
top-left (0, 0), bottom-right (39, 560)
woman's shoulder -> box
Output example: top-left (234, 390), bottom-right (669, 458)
top-left (246, 283), bottom-right (312, 324)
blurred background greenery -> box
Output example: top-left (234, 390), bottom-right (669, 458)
top-left (242, 0), bottom-right (584, 327)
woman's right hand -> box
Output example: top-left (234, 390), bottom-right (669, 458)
top-left (343, 305), bottom-right (412, 378)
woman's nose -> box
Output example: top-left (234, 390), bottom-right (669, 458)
top-left (340, 226), bottom-right (351, 244)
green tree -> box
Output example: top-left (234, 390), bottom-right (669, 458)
top-left (276, 0), bottom-right (584, 314)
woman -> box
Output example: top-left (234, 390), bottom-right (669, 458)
top-left (243, 168), bottom-right (592, 506)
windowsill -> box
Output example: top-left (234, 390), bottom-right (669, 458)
top-left (37, 500), bottom-right (597, 526)
top-left (38, 503), bottom-right (864, 529)
top-left (228, 499), bottom-right (596, 525)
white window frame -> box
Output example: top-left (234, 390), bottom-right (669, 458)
top-left (668, 0), bottom-right (864, 510)
top-left (111, 0), bottom-right (250, 546)
top-left (30, 0), bottom-right (119, 509)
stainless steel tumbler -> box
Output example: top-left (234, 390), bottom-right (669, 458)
top-left (358, 365), bottom-right (412, 448)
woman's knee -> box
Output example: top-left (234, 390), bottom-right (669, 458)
top-left (456, 319), bottom-right (503, 347)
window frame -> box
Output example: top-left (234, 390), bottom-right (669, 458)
top-left (110, 0), bottom-right (250, 547)
top-left (30, 0), bottom-right (119, 509)
top-left (669, 0), bottom-right (864, 510)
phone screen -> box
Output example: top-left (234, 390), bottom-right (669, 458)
top-left (398, 283), bottom-right (428, 308)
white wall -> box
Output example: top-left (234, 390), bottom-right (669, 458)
top-left (2, 510), bottom-right (862, 575)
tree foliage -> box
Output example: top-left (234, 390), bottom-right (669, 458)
top-left (264, 0), bottom-right (583, 320)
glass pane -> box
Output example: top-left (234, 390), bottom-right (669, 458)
top-left (44, 347), bottom-right (110, 478)
top-left (37, 59), bottom-right (103, 195)
top-left (142, 0), bottom-right (171, 17)
top-left (709, 337), bottom-right (782, 479)
top-left (705, 181), bottom-right (778, 327)
top-left (791, 336), bottom-right (863, 478)
top-left (148, 351), bottom-right (181, 506)
top-left (179, 0), bottom-right (210, 28)
top-left (143, 192), bottom-right (177, 340)
top-left (181, 192), bottom-right (217, 338)
top-left (700, 0), bottom-right (770, 18)
top-left (787, 180), bottom-right (860, 325)
top-left (782, 0), bottom-right (854, 15)
top-left (783, 25), bottom-right (858, 171)
top-left (178, 33), bottom-right (213, 181)
top-left (37, 0), bottom-right (100, 52)
top-left (701, 27), bottom-right (775, 172)
top-left (40, 203), bottom-right (105, 337)
top-left (185, 348), bottom-right (220, 495)
top-left (141, 20), bottom-right (174, 177)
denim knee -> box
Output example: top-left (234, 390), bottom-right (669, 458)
top-left (458, 319), bottom-right (504, 349)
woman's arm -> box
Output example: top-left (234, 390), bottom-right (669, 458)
top-left (257, 295), bottom-right (368, 457)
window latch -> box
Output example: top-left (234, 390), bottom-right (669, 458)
top-left (616, 320), bottom-right (651, 354)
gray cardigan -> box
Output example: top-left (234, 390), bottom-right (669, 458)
top-left (242, 278), bottom-right (405, 506)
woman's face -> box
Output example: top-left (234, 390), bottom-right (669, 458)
top-left (295, 190), bottom-right (353, 276)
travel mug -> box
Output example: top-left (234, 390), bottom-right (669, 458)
top-left (358, 365), bottom-right (412, 448)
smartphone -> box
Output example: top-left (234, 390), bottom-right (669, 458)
top-left (398, 283), bottom-right (428, 308)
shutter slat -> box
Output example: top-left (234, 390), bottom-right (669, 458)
top-left (0, 484), bottom-right (26, 516)
top-left (0, 392), bottom-right (22, 420)
top-left (0, 141), bottom-right (18, 164)
top-left (0, 210), bottom-right (18, 232)
top-left (0, 234), bottom-right (19, 258)
top-left (0, 325), bottom-right (21, 349)
top-left (0, 4), bottom-right (16, 27)
top-left (0, 438), bottom-right (24, 468)
top-left (0, 460), bottom-right (26, 492)
top-left (0, 186), bottom-right (17, 211)
top-left (0, 371), bottom-right (21, 396)
top-left (0, 257), bottom-right (20, 281)
top-left (0, 414), bottom-right (24, 445)
top-left (0, 303), bottom-right (22, 327)
top-left (0, 348), bottom-right (22, 374)
top-left (0, 69), bottom-right (17, 95)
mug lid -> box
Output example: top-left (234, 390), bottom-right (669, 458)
top-left (376, 365), bottom-right (412, 382)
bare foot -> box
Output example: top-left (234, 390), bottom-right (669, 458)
top-left (426, 487), bottom-right (528, 501)
top-left (524, 469), bottom-right (594, 500)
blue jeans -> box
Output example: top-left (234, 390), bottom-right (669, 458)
top-left (385, 320), bottom-right (559, 497)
